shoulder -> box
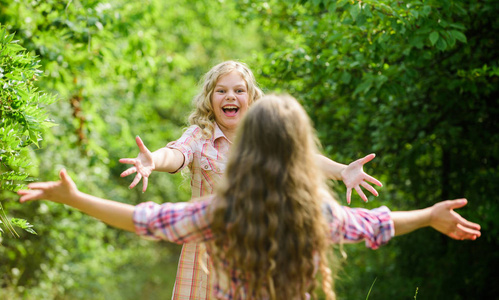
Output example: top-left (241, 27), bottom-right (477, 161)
top-left (169, 125), bottom-right (206, 148)
top-left (182, 125), bottom-right (204, 138)
top-left (183, 124), bottom-right (216, 140)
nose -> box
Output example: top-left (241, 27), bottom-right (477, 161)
top-left (226, 90), bottom-right (235, 100)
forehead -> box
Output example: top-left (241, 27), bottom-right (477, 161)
top-left (216, 70), bottom-right (247, 87)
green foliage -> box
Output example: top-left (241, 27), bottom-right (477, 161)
top-left (0, 23), bottom-right (56, 240)
top-left (0, 24), bottom-right (55, 191)
top-left (1, 0), bottom-right (497, 299)
top-left (10, 218), bottom-right (37, 235)
top-left (0, 0), bottom-right (266, 298)
top-left (237, 0), bottom-right (498, 298)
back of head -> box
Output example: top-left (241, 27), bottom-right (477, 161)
top-left (211, 94), bottom-right (336, 299)
top-left (231, 94), bottom-right (317, 171)
top-left (189, 61), bottom-right (264, 138)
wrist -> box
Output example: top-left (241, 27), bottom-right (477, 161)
top-left (60, 189), bottom-right (81, 206)
top-left (422, 206), bottom-right (433, 229)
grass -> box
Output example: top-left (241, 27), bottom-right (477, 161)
top-left (365, 277), bottom-right (419, 300)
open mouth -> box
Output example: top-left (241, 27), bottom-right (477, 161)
top-left (222, 105), bottom-right (239, 117)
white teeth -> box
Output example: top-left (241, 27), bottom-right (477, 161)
top-left (223, 106), bottom-right (238, 109)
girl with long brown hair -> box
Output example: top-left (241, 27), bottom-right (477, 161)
top-left (19, 94), bottom-right (481, 299)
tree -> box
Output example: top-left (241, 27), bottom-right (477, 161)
top-left (237, 0), bottom-right (498, 298)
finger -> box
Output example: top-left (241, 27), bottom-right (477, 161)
top-left (19, 190), bottom-right (45, 203)
top-left (135, 136), bottom-right (150, 153)
top-left (346, 188), bottom-right (352, 205)
top-left (142, 176), bottom-right (149, 193)
top-left (129, 173), bottom-right (142, 189)
top-left (455, 213), bottom-right (481, 231)
top-left (17, 189), bottom-right (32, 196)
top-left (121, 167), bottom-right (137, 177)
top-left (448, 199), bottom-right (481, 230)
top-left (447, 230), bottom-right (461, 240)
top-left (447, 198), bottom-right (468, 210)
top-left (456, 223), bottom-right (481, 238)
top-left (26, 181), bottom-right (56, 190)
top-left (59, 168), bottom-right (72, 184)
top-left (354, 186), bottom-right (368, 202)
top-left (360, 153), bottom-right (376, 164)
top-left (119, 158), bottom-right (137, 165)
top-left (360, 181), bottom-right (378, 197)
top-left (364, 174), bottom-right (383, 187)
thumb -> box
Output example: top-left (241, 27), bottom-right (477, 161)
top-left (448, 198), bottom-right (468, 210)
top-left (59, 168), bottom-right (73, 185)
top-left (361, 153), bottom-right (376, 164)
top-left (136, 135), bottom-right (149, 153)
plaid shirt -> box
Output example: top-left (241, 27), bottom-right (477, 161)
top-left (134, 197), bottom-right (394, 299)
top-left (166, 123), bottom-right (230, 299)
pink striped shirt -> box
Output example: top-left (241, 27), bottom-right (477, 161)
top-left (134, 197), bottom-right (394, 299)
top-left (166, 123), bottom-right (230, 299)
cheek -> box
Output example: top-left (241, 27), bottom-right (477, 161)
top-left (242, 97), bottom-right (250, 109)
top-left (210, 95), bottom-right (218, 106)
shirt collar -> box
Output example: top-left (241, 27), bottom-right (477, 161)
top-left (213, 122), bottom-right (231, 144)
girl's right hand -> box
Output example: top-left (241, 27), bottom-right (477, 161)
top-left (119, 136), bottom-right (155, 192)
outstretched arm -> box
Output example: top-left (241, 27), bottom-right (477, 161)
top-left (119, 136), bottom-right (184, 192)
top-left (391, 199), bottom-right (481, 240)
top-left (18, 169), bottom-right (136, 232)
top-left (317, 153), bottom-right (382, 204)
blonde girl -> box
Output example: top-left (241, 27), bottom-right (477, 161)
top-left (19, 94), bottom-right (481, 299)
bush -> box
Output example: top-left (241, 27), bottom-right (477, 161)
top-left (0, 24), bottom-right (55, 240)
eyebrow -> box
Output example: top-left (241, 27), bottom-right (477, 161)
top-left (215, 84), bottom-right (247, 89)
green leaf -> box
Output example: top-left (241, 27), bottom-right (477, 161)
top-left (349, 3), bottom-right (361, 20)
top-left (312, 0), bottom-right (322, 7)
top-left (410, 35), bottom-right (425, 49)
top-left (436, 38), bottom-right (447, 51)
top-left (28, 129), bottom-right (40, 147)
top-left (446, 31), bottom-right (456, 47)
top-left (421, 5), bottom-right (431, 17)
top-left (353, 78), bottom-right (373, 96)
top-left (341, 71), bottom-right (352, 84)
top-left (429, 31), bottom-right (439, 46)
top-left (10, 218), bottom-right (37, 235)
top-left (451, 30), bottom-right (467, 43)
top-left (7, 43), bottom-right (25, 53)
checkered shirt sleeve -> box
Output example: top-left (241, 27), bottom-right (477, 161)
top-left (133, 198), bottom-right (214, 243)
top-left (328, 205), bottom-right (394, 249)
top-left (165, 125), bottom-right (202, 174)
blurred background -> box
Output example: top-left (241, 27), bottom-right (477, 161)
top-left (1, 0), bottom-right (497, 299)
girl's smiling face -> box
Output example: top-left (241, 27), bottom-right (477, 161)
top-left (211, 71), bottom-right (249, 140)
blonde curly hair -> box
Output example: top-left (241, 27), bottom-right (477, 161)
top-left (188, 61), bottom-right (264, 139)
top-left (210, 94), bottom-right (340, 299)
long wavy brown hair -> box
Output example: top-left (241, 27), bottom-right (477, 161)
top-left (188, 60), bottom-right (264, 139)
top-left (210, 94), bottom-right (339, 299)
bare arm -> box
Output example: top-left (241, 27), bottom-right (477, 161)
top-left (149, 147), bottom-right (185, 172)
top-left (391, 199), bottom-right (481, 240)
top-left (316, 153), bottom-right (383, 204)
top-left (315, 154), bottom-right (346, 180)
top-left (119, 136), bottom-right (185, 192)
top-left (18, 169), bottom-right (136, 232)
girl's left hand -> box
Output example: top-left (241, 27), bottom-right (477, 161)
top-left (341, 153), bottom-right (383, 204)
